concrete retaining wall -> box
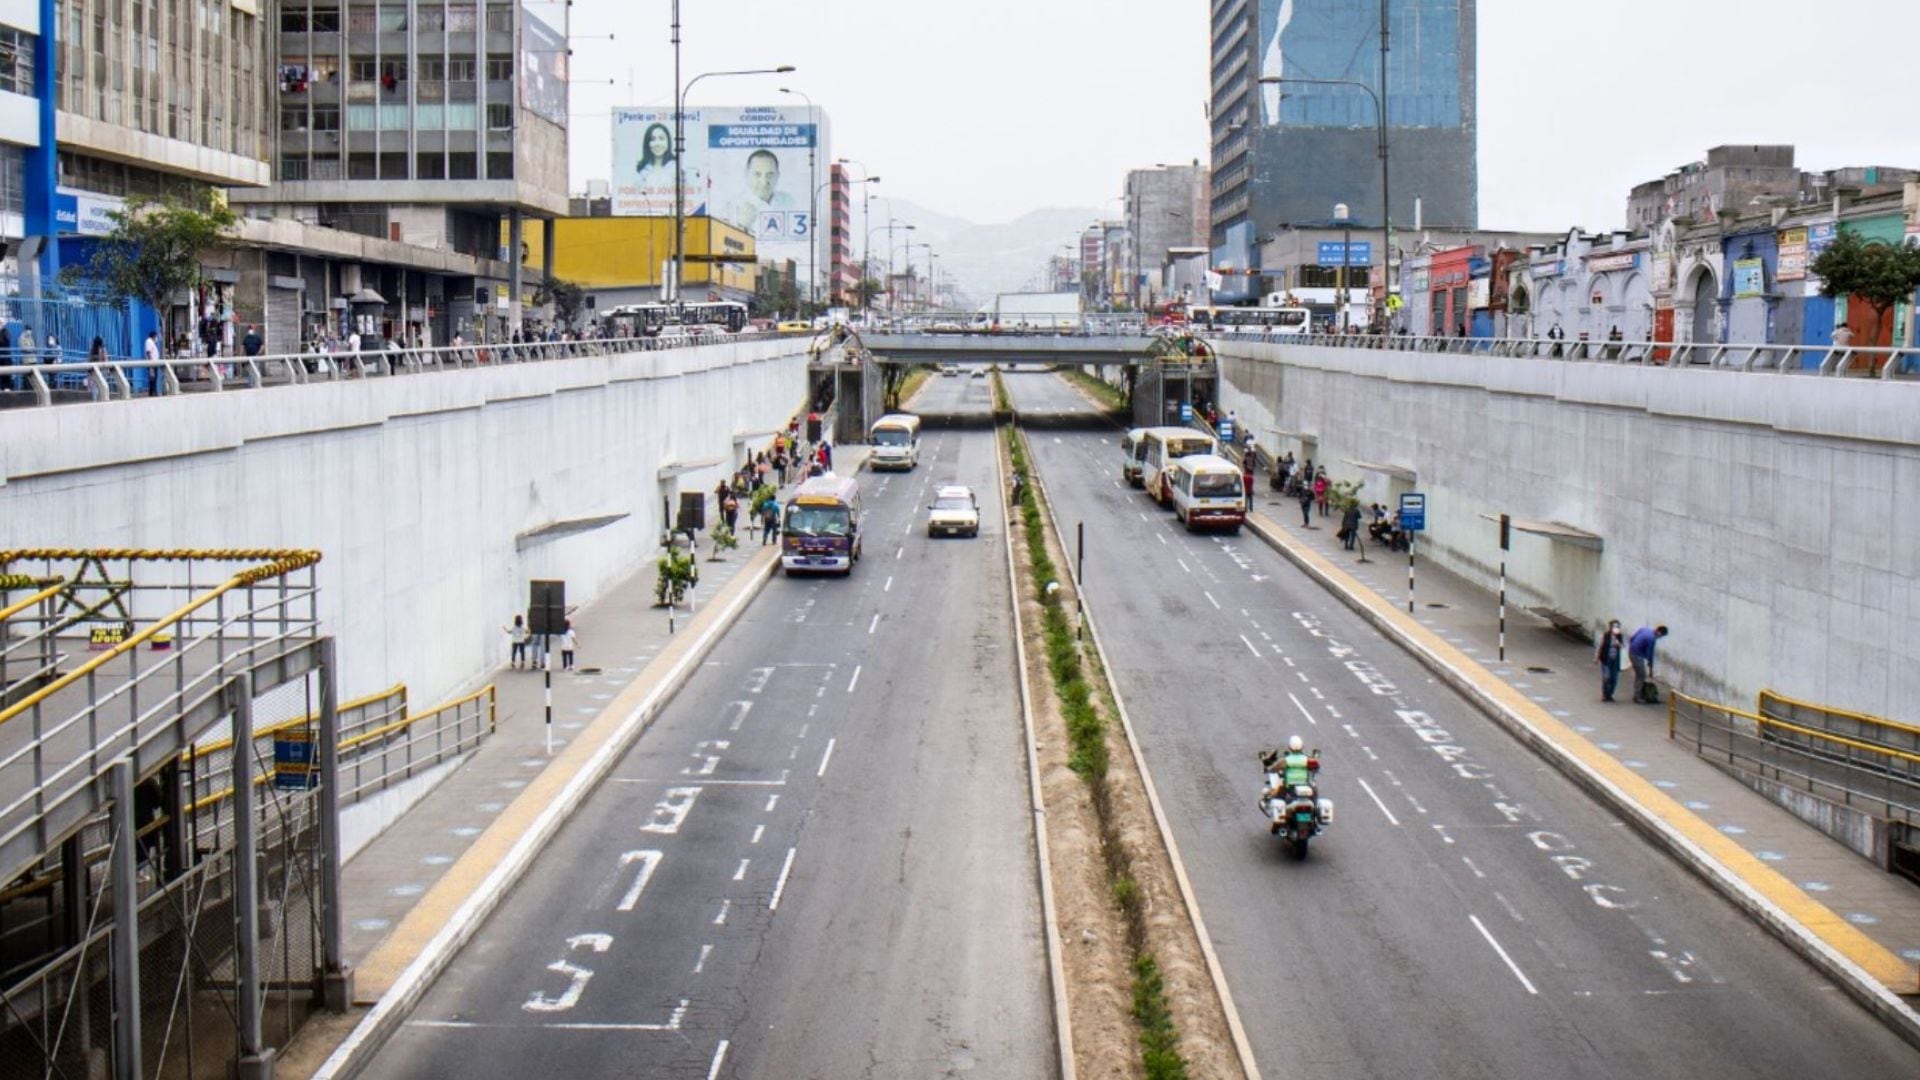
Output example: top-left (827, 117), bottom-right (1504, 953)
top-left (0, 341), bottom-right (809, 706)
top-left (1214, 342), bottom-right (1920, 718)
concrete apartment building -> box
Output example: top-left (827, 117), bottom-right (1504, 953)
top-left (1625, 144), bottom-right (1920, 231)
top-left (1124, 161), bottom-right (1207, 308)
top-left (229, 0), bottom-right (570, 345)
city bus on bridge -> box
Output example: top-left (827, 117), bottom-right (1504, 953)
top-left (1189, 305), bottom-right (1311, 337)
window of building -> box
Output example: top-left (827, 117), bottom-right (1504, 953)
top-left (1297, 265), bottom-right (1371, 289)
top-left (349, 57), bottom-right (378, 82)
top-left (446, 57), bottom-right (476, 82)
top-left (282, 154), bottom-right (310, 181)
top-left (312, 7), bottom-right (343, 33)
top-left (445, 102), bottom-right (477, 128)
top-left (381, 151), bottom-right (408, 179)
top-left (312, 105), bottom-right (340, 131)
top-left (281, 105), bottom-right (310, 131)
top-left (415, 103), bottom-right (444, 129)
top-left (485, 4), bottom-right (513, 32)
top-left (447, 4), bottom-right (478, 32)
top-left (419, 57), bottom-right (445, 80)
top-left (417, 152), bottom-right (446, 179)
top-left (486, 152), bottom-right (513, 179)
top-left (418, 7), bottom-right (446, 32)
top-left (449, 151), bottom-right (477, 180)
top-left (484, 55), bottom-right (512, 81)
top-left (348, 152), bottom-right (377, 179)
top-left (346, 5), bottom-right (377, 34)
top-left (486, 103), bottom-right (513, 130)
top-left (0, 29), bottom-right (36, 96)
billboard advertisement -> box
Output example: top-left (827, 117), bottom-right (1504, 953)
top-left (612, 108), bottom-right (706, 218)
top-left (612, 104), bottom-right (829, 276)
top-left (519, 5), bottom-right (568, 125)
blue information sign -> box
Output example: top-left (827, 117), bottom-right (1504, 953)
top-left (1179, 401), bottom-right (1193, 423)
top-left (1316, 241), bottom-right (1374, 266)
top-left (1218, 418), bottom-right (1235, 443)
top-left (274, 732), bottom-right (318, 790)
top-left (1398, 492), bottom-right (1427, 532)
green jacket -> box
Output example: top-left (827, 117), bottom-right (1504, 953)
top-left (1283, 751), bottom-right (1313, 787)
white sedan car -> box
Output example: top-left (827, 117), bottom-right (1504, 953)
top-left (927, 485), bottom-right (980, 538)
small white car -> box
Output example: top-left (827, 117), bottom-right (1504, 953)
top-left (927, 486), bottom-right (980, 538)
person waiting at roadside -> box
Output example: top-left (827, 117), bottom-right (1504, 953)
top-left (1628, 624), bottom-right (1668, 704)
top-left (503, 615), bottom-right (531, 670)
top-left (1595, 620), bottom-right (1626, 702)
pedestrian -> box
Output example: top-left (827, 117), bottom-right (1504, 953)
top-left (560, 620), bottom-right (577, 672)
top-left (243, 324), bottom-right (264, 357)
top-left (1339, 501), bottom-right (1361, 551)
top-left (1595, 620), bottom-right (1625, 702)
top-left (1313, 469), bottom-right (1330, 517)
top-left (722, 489), bottom-right (740, 532)
top-left (143, 331), bottom-right (164, 395)
top-left (1242, 457), bottom-right (1255, 502)
top-left (88, 336), bottom-right (108, 364)
top-left (760, 494), bottom-right (780, 544)
top-left (0, 323), bottom-right (12, 392)
top-left (1296, 482), bottom-right (1314, 528)
top-left (1628, 624), bottom-right (1668, 704)
top-left (819, 440), bottom-right (833, 471)
top-left (503, 615), bottom-right (530, 669)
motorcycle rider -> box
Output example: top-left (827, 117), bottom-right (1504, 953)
top-left (1260, 736), bottom-right (1319, 833)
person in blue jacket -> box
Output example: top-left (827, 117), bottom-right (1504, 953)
top-left (1628, 624), bottom-right (1668, 704)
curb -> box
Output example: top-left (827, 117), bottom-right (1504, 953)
top-left (311, 547), bottom-right (782, 1078)
top-left (1240, 510), bottom-right (1920, 1053)
top-left (1017, 430), bottom-right (1262, 1080)
top-left (995, 420), bottom-right (1077, 1080)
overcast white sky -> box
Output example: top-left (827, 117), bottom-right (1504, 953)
top-left (561, 0), bottom-right (1920, 232)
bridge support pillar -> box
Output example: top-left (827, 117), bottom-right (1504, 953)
top-left (109, 758), bottom-right (142, 1080)
top-left (316, 637), bottom-right (355, 1013)
top-left (231, 673), bottom-right (278, 1080)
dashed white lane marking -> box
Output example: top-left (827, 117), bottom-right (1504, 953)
top-left (750, 824), bottom-right (765, 844)
top-left (1139, 512), bottom-right (1151, 522)
top-left (1156, 534), bottom-right (1168, 545)
top-left (1205, 591), bottom-right (1221, 608)
top-left (693, 944), bottom-right (713, 974)
top-left (713, 899), bottom-right (731, 925)
top-left (765, 794), bottom-right (780, 813)
top-left (1287, 692), bottom-right (1318, 727)
top-left (1177, 557), bottom-right (1191, 574)
top-left (1238, 633), bottom-right (1263, 659)
top-left (1356, 777), bottom-right (1401, 826)
top-left (733, 858), bottom-right (750, 881)
top-left (847, 665), bottom-right (862, 693)
top-left (797, 723), bottom-right (809, 739)
top-left (1470, 914), bottom-right (1539, 995)
top-left (771, 847), bottom-right (798, 911)
top-left (1462, 856), bottom-right (1487, 879)
top-left (868, 613), bottom-right (881, 634)
top-left (707, 1040), bottom-right (731, 1080)
top-left (1360, 745), bottom-right (1379, 761)
top-left (885, 576), bottom-right (894, 592)
top-left (817, 737), bottom-right (837, 777)
top-left (896, 546), bottom-right (905, 560)
top-left (1282, 656), bottom-right (1296, 667)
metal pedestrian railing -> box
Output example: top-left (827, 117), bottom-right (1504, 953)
top-left (1215, 329), bottom-right (1920, 380)
top-left (0, 550), bottom-right (324, 889)
top-left (1669, 690), bottom-right (1920, 873)
top-left (0, 329), bottom-right (787, 409)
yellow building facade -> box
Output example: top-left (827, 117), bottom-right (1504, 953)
top-left (511, 217), bottom-right (758, 299)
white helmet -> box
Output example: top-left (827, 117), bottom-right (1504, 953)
top-left (1287, 735), bottom-right (1305, 753)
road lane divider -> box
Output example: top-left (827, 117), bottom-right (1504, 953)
top-left (1009, 409), bottom-right (1260, 1079)
top-left (310, 544), bottom-right (784, 1078)
top-left (1240, 508), bottom-right (1920, 1048)
top-left (996, 408), bottom-right (1079, 1080)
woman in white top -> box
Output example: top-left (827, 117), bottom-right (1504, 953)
top-left (560, 621), bottom-right (578, 672)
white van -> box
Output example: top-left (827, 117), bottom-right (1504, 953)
top-left (869, 414), bottom-right (922, 471)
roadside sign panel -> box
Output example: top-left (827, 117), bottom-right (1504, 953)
top-left (1399, 492), bottom-right (1427, 532)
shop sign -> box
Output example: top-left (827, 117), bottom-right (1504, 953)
top-left (1587, 252), bottom-right (1640, 273)
top-left (1531, 259), bottom-right (1562, 278)
top-left (1732, 257), bottom-right (1766, 298)
top-left (1776, 227), bottom-right (1809, 281)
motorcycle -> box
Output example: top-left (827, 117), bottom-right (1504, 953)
top-left (1260, 754), bottom-right (1333, 860)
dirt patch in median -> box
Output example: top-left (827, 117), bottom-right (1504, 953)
top-left (1002, 426), bottom-right (1244, 1078)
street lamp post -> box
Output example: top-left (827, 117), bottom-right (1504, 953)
top-left (672, 51), bottom-right (795, 303)
top-left (779, 87), bottom-right (818, 308)
top-left (887, 221), bottom-right (916, 315)
top-left (1260, 66), bottom-right (1390, 330)
top-left (1335, 202), bottom-right (1352, 331)
top-left (909, 242), bottom-right (934, 312)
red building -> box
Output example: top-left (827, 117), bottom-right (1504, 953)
top-left (829, 164), bottom-right (856, 305)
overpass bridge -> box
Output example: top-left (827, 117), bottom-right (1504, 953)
top-left (857, 331), bottom-right (1156, 367)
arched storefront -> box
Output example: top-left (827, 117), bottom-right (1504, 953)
top-left (1681, 265), bottom-right (1719, 344)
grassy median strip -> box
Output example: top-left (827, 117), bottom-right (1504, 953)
top-left (999, 371), bottom-right (1187, 1079)
top-left (1061, 367), bottom-right (1129, 413)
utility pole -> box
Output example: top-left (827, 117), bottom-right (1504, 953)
top-left (670, 0), bottom-right (682, 303)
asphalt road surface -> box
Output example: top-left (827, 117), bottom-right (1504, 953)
top-left (1004, 370), bottom-right (1914, 1079)
top-left (370, 373), bottom-right (1052, 1079)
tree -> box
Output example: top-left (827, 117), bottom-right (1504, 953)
top-left (850, 277), bottom-right (884, 310)
top-left (1808, 230), bottom-right (1920, 348)
top-left (69, 192), bottom-right (238, 322)
top-left (533, 276), bottom-right (587, 328)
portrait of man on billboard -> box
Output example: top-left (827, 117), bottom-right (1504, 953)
top-left (728, 149), bottom-right (796, 228)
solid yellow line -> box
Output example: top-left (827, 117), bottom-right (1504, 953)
top-left (352, 547), bottom-right (778, 1002)
top-left (1247, 509), bottom-right (1917, 995)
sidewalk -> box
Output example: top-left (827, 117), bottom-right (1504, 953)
top-left (1245, 489), bottom-right (1920, 989)
top-left (279, 446), bottom-right (870, 1075)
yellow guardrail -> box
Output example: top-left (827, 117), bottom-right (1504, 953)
top-left (0, 549), bottom-right (322, 731)
top-left (188, 684), bottom-right (494, 813)
top-left (1671, 690), bottom-right (1920, 767)
top-left (182, 683), bottom-right (406, 766)
top-left (1758, 688), bottom-right (1920, 740)
top-left (0, 579), bottom-right (66, 624)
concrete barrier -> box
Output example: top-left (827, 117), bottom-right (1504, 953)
top-left (0, 339), bottom-right (811, 709)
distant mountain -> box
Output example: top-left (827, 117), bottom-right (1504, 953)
top-left (867, 200), bottom-right (1107, 308)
